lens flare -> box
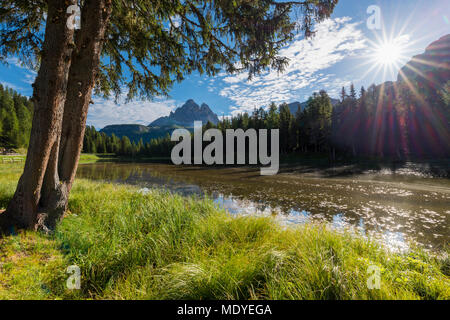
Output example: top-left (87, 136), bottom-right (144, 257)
top-left (375, 41), bottom-right (403, 66)
top-left (357, 32), bottom-right (414, 83)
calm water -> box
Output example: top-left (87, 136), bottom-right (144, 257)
top-left (76, 162), bottom-right (450, 251)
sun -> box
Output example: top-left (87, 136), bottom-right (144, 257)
top-left (374, 41), bottom-right (403, 66)
top-left (357, 33), bottom-right (413, 82)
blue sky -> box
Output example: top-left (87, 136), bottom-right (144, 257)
top-left (1, 0), bottom-right (449, 129)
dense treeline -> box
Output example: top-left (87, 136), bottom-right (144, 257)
top-left (83, 126), bottom-right (174, 158)
top-left (88, 78), bottom-right (449, 160)
top-left (332, 81), bottom-right (450, 158)
top-left (9, 77), bottom-right (450, 160)
top-left (0, 85), bottom-right (33, 150)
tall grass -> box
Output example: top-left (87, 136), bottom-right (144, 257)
top-left (0, 163), bottom-right (449, 300)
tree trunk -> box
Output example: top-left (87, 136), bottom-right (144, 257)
top-left (40, 0), bottom-right (113, 228)
top-left (0, 0), bottom-right (76, 233)
top-left (0, 0), bottom-right (112, 233)
top-left (38, 138), bottom-right (69, 231)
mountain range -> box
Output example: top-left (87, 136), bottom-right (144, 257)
top-left (372, 34), bottom-right (450, 101)
top-left (150, 99), bottom-right (219, 127)
top-left (101, 100), bottom-right (219, 142)
top-left (287, 98), bottom-right (340, 115)
top-left (398, 34), bottom-right (450, 84)
top-left (101, 97), bottom-right (341, 143)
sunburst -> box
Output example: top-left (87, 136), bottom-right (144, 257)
top-left (374, 40), bottom-right (404, 66)
top-left (360, 33), bottom-right (412, 83)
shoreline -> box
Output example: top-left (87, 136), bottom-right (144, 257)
top-left (81, 153), bottom-right (450, 179)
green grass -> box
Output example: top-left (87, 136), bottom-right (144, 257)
top-left (79, 153), bottom-right (113, 164)
top-left (0, 153), bottom-right (112, 164)
top-left (0, 163), bottom-right (449, 300)
top-left (0, 155), bottom-right (26, 164)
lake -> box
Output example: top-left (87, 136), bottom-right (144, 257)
top-left (76, 162), bottom-right (450, 251)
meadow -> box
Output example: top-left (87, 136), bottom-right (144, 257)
top-left (0, 159), bottom-right (449, 300)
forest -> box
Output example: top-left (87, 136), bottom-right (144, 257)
top-left (82, 79), bottom-right (450, 160)
top-left (2, 76), bottom-right (449, 160)
top-left (0, 81), bottom-right (450, 159)
top-left (0, 84), bottom-right (33, 151)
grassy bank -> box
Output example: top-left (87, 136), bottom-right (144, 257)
top-left (0, 164), bottom-right (449, 300)
top-left (0, 153), bottom-right (111, 164)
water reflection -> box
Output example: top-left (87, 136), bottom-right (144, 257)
top-left (76, 162), bottom-right (450, 251)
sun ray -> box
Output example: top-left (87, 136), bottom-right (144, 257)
top-left (405, 56), bottom-right (450, 70)
top-left (400, 61), bottom-right (442, 85)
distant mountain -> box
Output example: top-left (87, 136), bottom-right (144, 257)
top-left (101, 96), bottom-right (345, 143)
top-left (101, 99), bottom-right (219, 143)
top-left (371, 34), bottom-right (450, 99)
top-left (286, 98), bottom-right (340, 115)
top-left (101, 124), bottom-right (150, 136)
top-left (149, 99), bottom-right (219, 128)
top-left (100, 124), bottom-right (175, 142)
top-left (286, 102), bottom-right (304, 115)
top-left (398, 34), bottom-right (450, 84)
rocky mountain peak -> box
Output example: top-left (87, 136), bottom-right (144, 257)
top-left (398, 34), bottom-right (450, 83)
top-left (149, 99), bottom-right (219, 127)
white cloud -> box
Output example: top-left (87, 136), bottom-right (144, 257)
top-left (23, 73), bottom-right (36, 85)
top-left (214, 17), bottom-right (368, 116)
top-left (5, 57), bottom-right (37, 75)
top-left (87, 94), bottom-right (178, 129)
top-left (5, 57), bottom-right (22, 68)
top-left (0, 81), bottom-right (25, 92)
top-left (1, 57), bottom-right (37, 95)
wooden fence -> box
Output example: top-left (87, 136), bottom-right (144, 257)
top-left (1, 157), bottom-right (24, 164)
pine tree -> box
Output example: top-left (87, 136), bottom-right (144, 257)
top-left (266, 102), bottom-right (280, 129)
top-left (1, 92), bottom-right (20, 147)
top-left (350, 83), bottom-right (357, 99)
top-left (137, 138), bottom-right (144, 154)
top-left (15, 102), bottom-right (32, 146)
top-left (341, 87), bottom-right (347, 102)
top-left (279, 103), bottom-right (293, 154)
top-left (360, 86), bottom-right (366, 98)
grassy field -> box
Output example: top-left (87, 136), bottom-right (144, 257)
top-left (0, 153), bottom-right (108, 164)
top-left (0, 162), bottom-right (449, 300)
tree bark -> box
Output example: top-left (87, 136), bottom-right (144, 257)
top-left (0, 0), bottom-right (76, 233)
top-left (1, 0), bottom-right (112, 233)
top-left (59, 0), bottom-right (112, 189)
top-left (40, 0), bottom-right (113, 228)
